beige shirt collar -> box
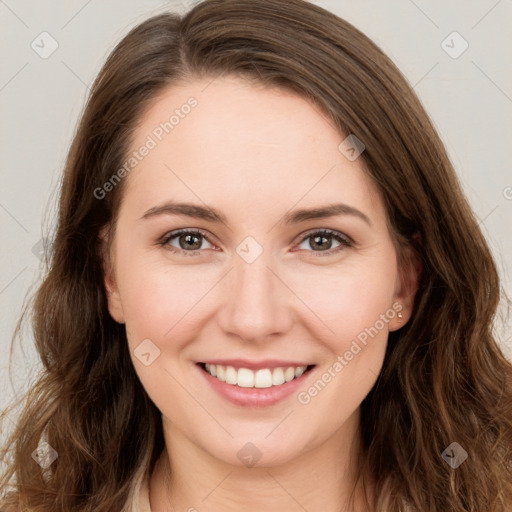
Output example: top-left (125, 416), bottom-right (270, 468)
top-left (123, 467), bottom-right (151, 512)
top-left (138, 472), bottom-right (152, 511)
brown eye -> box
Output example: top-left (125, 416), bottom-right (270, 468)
top-left (296, 230), bottom-right (352, 255)
top-left (177, 233), bottom-right (202, 250)
top-left (161, 229), bottom-right (214, 253)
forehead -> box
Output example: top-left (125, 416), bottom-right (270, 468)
top-left (121, 75), bottom-right (383, 223)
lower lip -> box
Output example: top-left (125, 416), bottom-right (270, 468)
top-left (197, 364), bottom-right (315, 407)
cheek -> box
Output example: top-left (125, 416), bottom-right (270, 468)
top-left (293, 266), bottom-right (396, 427)
top-left (118, 261), bottom-right (208, 346)
top-left (286, 251), bottom-right (398, 351)
top-left (287, 251), bottom-right (397, 407)
top-left (115, 258), bottom-right (209, 416)
top-left (113, 241), bottom-right (228, 384)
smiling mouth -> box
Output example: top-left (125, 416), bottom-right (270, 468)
top-left (197, 362), bottom-right (316, 388)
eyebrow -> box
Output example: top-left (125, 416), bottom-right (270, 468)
top-left (139, 201), bottom-right (372, 226)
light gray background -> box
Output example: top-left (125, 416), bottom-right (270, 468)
top-left (1, 0), bottom-right (511, 423)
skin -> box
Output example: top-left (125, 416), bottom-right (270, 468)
top-left (102, 75), bottom-right (419, 512)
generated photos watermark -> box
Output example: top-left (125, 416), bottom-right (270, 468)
top-left (297, 302), bottom-right (403, 405)
top-left (93, 96), bottom-right (198, 200)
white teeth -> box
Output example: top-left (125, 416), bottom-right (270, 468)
top-left (284, 367), bottom-right (296, 382)
top-left (203, 364), bottom-right (309, 388)
top-left (237, 368), bottom-right (254, 388)
top-left (272, 367), bottom-right (285, 386)
top-left (216, 365), bottom-right (226, 382)
top-left (225, 366), bottom-right (237, 385)
top-left (295, 366), bottom-right (306, 378)
top-left (254, 369), bottom-right (273, 388)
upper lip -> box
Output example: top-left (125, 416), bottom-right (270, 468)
top-left (199, 359), bottom-right (314, 371)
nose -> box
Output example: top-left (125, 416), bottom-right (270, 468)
top-left (216, 254), bottom-right (294, 343)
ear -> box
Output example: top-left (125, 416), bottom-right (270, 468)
top-left (99, 226), bottom-right (125, 324)
top-left (389, 243), bottom-right (422, 332)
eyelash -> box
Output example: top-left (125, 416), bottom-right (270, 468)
top-left (159, 228), bottom-right (353, 257)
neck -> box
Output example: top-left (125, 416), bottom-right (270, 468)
top-left (149, 410), bottom-right (374, 512)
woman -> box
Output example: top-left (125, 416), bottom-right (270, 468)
top-left (1, 0), bottom-right (511, 510)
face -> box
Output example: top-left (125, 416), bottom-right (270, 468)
top-left (102, 75), bottom-right (417, 468)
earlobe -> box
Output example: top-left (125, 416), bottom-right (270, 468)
top-left (99, 226), bottom-right (125, 324)
top-left (389, 245), bottom-right (422, 331)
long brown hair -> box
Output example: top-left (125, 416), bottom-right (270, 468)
top-left (1, 1), bottom-right (511, 510)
